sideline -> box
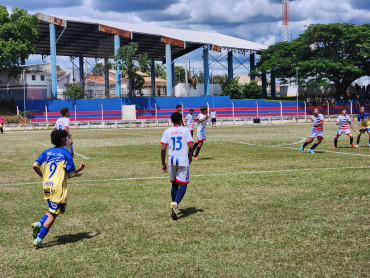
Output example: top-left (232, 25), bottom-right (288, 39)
top-left (1, 166), bottom-right (369, 187)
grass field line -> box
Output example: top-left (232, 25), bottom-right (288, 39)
top-left (1, 165), bottom-right (369, 187)
top-left (24, 139), bottom-right (90, 160)
top-left (227, 140), bottom-right (370, 157)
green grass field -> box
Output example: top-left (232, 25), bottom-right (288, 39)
top-left (0, 123), bottom-right (369, 277)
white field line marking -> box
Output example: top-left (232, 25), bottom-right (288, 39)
top-left (25, 139), bottom-right (90, 160)
top-left (226, 140), bottom-right (370, 157)
top-left (274, 137), bottom-right (306, 147)
top-left (1, 166), bottom-right (369, 187)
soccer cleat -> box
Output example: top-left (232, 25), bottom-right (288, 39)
top-left (351, 144), bottom-right (357, 148)
top-left (332, 146), bottom-right (337, 149)
top-left (33, 238), bottom-right (43, 249)
top-left (170, 202), bottom-right (178, 220)
top-left (300, 145), bottom-right (304, 153)
top-left (194, 156), bottom-right (199, 161)
top-left (356, 144), bottom-right (359, 148)
top-left (32, 222), bottom-right (41, 239)
top-left (308, 149), bottom-right (315, 154)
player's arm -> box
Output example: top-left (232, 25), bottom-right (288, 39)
top-left (357, 121), bottom-right (364, 130)
top-left (64, 126), bottom-right (73, 145)
top-left (349, 122), bottom-right (356, 132)
top-left (199, 115), bottom-right (209, 122)
top-left (188, 142), bottom-right (194, 165)
top-left (161, 144), bottom-right (167, 172)
top-left (75, 162), bottom-right (85, 174)
top-left (33, 164), bottom-right (43, 178)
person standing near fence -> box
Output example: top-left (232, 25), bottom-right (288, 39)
top-left (0, 114), bottom-right (4, 134)
top-left (210, 109), bottom-right (217, 127)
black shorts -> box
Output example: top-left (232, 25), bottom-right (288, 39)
top-left (211, 118), bottom-right (216, 123)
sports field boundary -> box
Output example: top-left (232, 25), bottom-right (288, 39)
top-left (1, 166), bottom-right (369, 187)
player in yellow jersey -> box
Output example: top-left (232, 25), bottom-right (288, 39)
top-left (31, 130), bottom-right (85, 248)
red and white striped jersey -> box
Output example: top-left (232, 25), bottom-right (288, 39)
top-left (337, 115), bottom-right (351, 130)
top-left (311, 114), bottom-right (324, 131)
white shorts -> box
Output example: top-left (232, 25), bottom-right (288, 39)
top-left (197, 128), bottom-right (206, 141)
top-left (336, 129), bottom-right (352, 136)
top-left (309, 130), bottom-right (324, 139)
top-left (169, 165), bottom-right (190, 184)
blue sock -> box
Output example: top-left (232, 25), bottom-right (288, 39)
top-left (37, 226), bottom-right (49, 240)
top-left (171, 184), bottom-right (179, 202)
top-left (39, 214), bottom-right (48, 225)
top-left (174, 185), bottom-right (187, 204)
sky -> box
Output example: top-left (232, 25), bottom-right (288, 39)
top-left (3, 0), bottom-right (370, 76)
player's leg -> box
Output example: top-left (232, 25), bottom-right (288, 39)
top-left (33, 201), bottom-right (64, 248)
top-left (170, 167), bottom-right (190, 220)
top-left (193, 141), bottom-right (203, 159)
top-left (171, 182), bottom-right (179, 202)
top-left (333, 134), bottom-right (340, 149)
top-left (301, 137), bottom-right (313, 152)
top-left (347, 131), bottom-right (355, 147)
top-left (309, 136), bottom-right (323, 153)
top-left (367, 130), bottom-right (370, 147)
top-left (356, 130), bottom-right (363, 147)
top-left (32, 214), bottom-right (49, 239)
top-left (190, 130), bottom-right (193, 137)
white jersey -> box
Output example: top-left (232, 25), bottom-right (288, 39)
top-left (337, 115), bottom-right (351, 130)
top-left (185, 114), bottom-right (195, 131)
top-left (55, 117), bottom-right (70, 133)
top-left (161, 125), bottom-right (193, 167)
top-left (311, 114), bottom-right (324, 132)
top-left (197, 113), bottom-right (208, 130)
top-left (210, 111), bottom-right (216, 119)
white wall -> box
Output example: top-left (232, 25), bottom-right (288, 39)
top-left (174, 83), bottom-right (222, 97)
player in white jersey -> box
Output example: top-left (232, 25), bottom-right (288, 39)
top-left (301, 108), bottom-right (324, 154)
top-left (210, 109), bottom-right (217, 127)
top-left (176, 104), bottom-right (185, 126)
top-left (54, 107), bottom-right (74, 158)
top-left (192, 106), bottom-right (209, 160)
top-left (185, 109), bottom-right (195, 137)
top-left (161, 112), bottom-right (194, 220)
top-left (333, 109), bottom-right (357, 149)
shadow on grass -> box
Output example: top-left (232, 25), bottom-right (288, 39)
top-left (43, 232), bottom-right (101, 248)
top-left (177, 207), bottom-right (204, 219)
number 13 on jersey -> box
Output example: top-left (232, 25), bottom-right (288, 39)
top-left (171, 136), bottom-right (182, 150)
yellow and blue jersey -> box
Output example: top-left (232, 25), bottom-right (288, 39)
top-left (33, 147), bottom-right (76, 204)
top-left (358, 112), bottom-right (370, 129)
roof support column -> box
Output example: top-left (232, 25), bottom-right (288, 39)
top-left (49, 23), bottom-right (57, 99)
top-left (114, 35), bottom-right (121, 97)
top-left (227, 51), bottom-right (233, 80)
top-left (79, 56), bottom-right (84, 91)
top-left (203, 48), bottom-right (210, 96)
top-left (262, 70), bottom-right (267, 98)
top-left (271, 71), bottom-right (276, 97)
top-left (250, 53), bottom-right (255, 80)
top-left (172, 60), bottom-right (175, 92)
top-left (151, 60), bottom-right (155, 97)
top-left (104, 57), bottom-right (109, 97)
top-left (166, 44), bottom-right (172, 97)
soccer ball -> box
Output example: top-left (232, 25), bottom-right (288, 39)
top-left (310, 44), bottom-right (317, 51)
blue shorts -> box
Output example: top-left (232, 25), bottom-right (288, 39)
top-left (48, 200), bottom-right (66, 215)
top-left (359, 128), bottom-right (370, 133)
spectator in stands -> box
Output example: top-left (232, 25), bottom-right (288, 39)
top-left (330, 95), bottom-right (336, 107)
top-left (306, 96), bottom-right (311, 106)
top-left (315, 95), bottom-right (319, 106)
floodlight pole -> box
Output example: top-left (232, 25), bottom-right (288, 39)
top-left (296, 68), bottom-right (299, 122)
top-left (23, 70), bottom-right (26, 130)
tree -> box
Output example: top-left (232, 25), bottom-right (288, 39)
top-left (221, 77), bottom-right (241, 99)
top-left (212, 74), bottom-right (228, 84)
top-left (258, 23), bottom-right (370, 97)
top-left (242, 80), bottom-right (262, 99)
top-left (92, 62), bottom-right (112, 76)
top-left (0, 6), bottom-right (39, 76)
top-left (174, 66), bottom-right (186, 84)
top-left (194, 70), bottom-right (204, 84)
top-left (63, 84), bottom-right (84, 99)
top-left (56, 65), bottom-right (63, 71)
top-left (114, 42), bottom-right (150, 97)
